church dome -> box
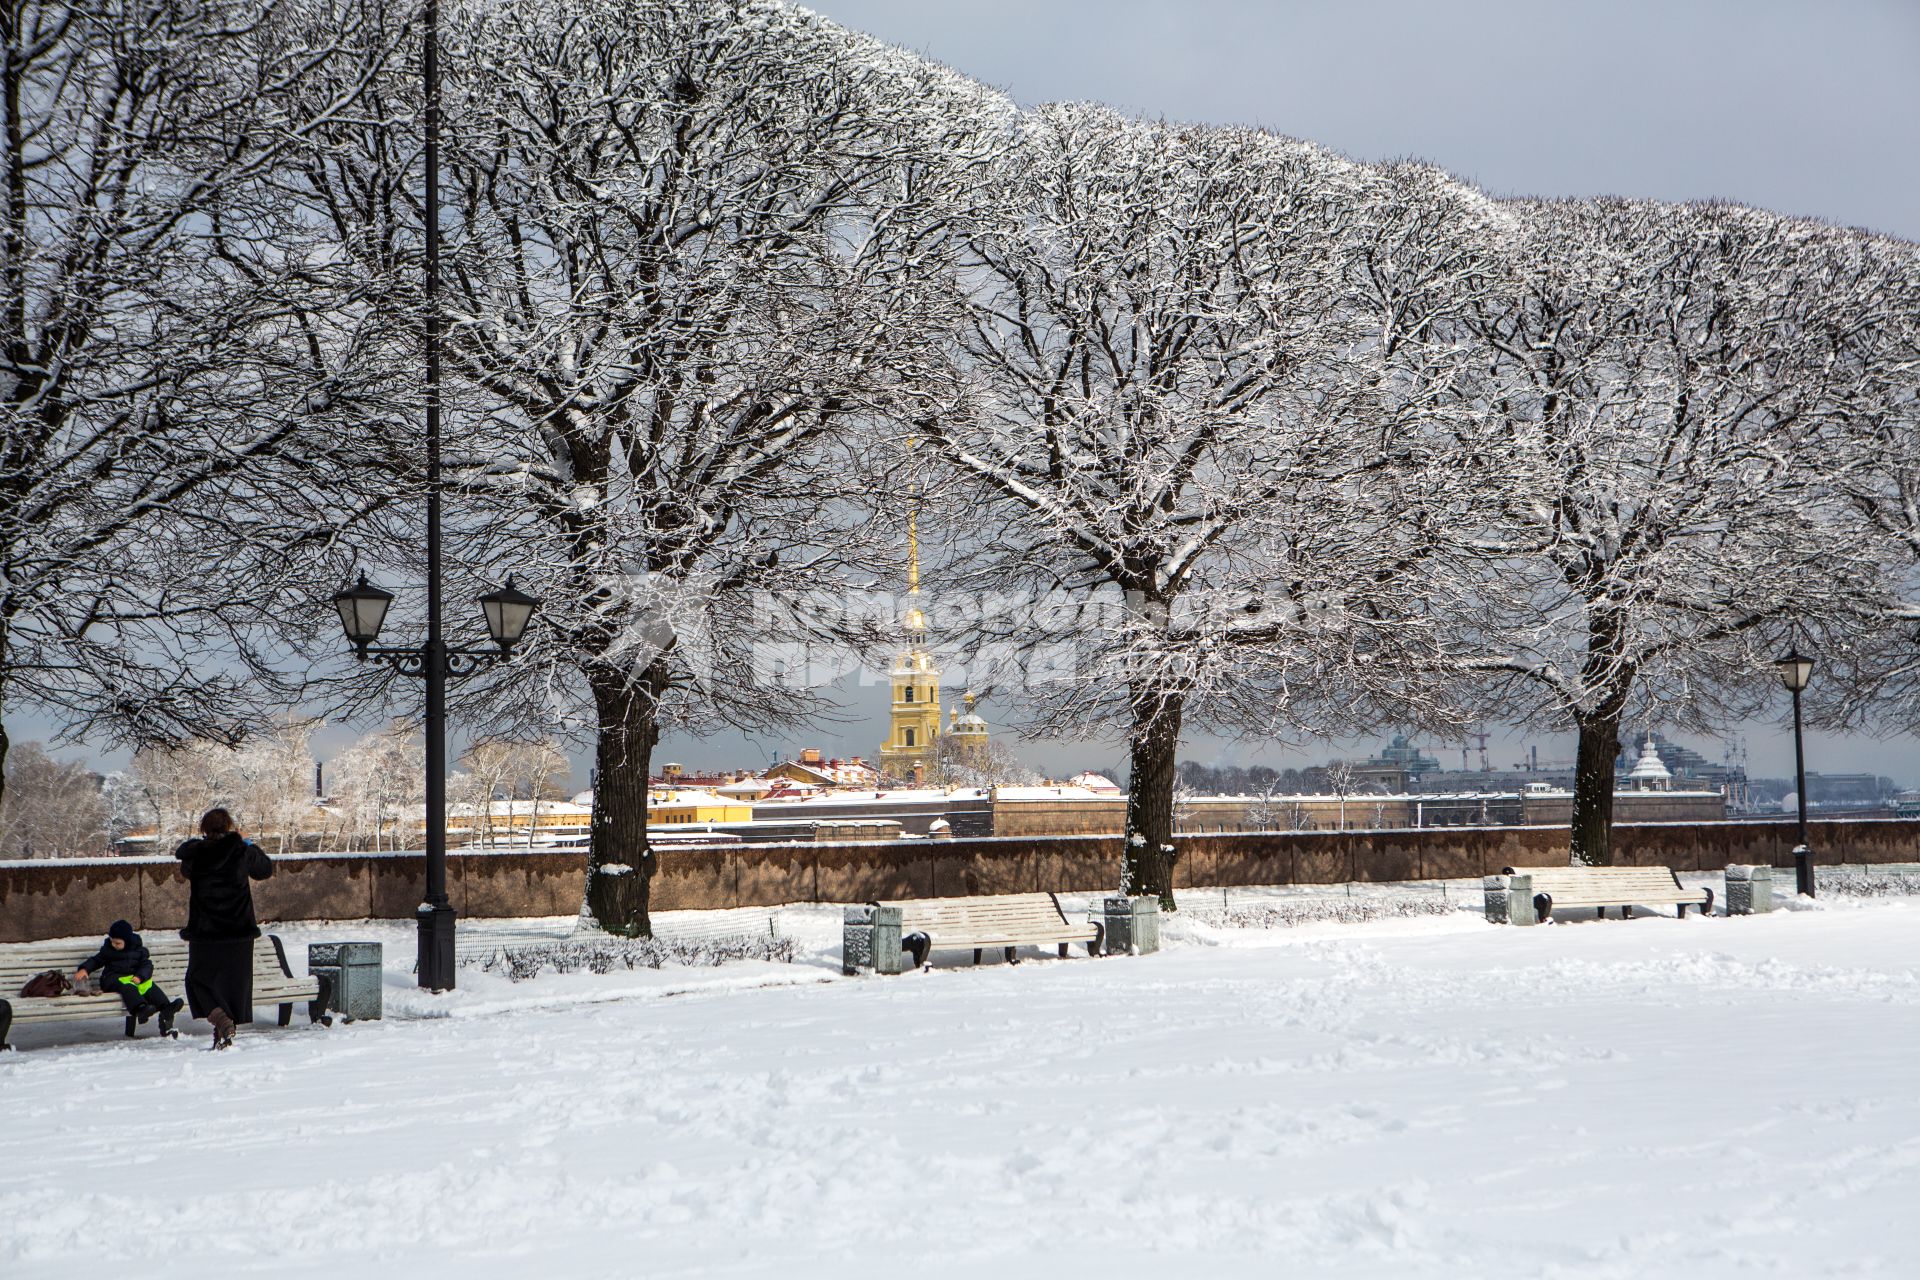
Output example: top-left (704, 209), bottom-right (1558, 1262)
top-left (950, 691), bottom-right (989, 736)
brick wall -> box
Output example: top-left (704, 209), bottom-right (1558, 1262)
top-left (3, 818), bottom-right (1914, 942)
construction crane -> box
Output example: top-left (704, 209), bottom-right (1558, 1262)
top-left (1457, 728), bottom-right (1494, 772)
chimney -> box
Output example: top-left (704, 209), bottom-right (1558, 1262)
top-left (315, 761), bottom-right (324, 798)
top-left (801, 747), bottom-right (823, 765)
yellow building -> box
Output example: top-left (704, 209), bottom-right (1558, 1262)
top-left (879, 505), bottom-right (941, 781)
top-left (646, 788), bottom-right (754, 825)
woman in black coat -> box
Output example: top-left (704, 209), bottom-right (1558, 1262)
top-left (177, 808), bottom-right (274, 1049)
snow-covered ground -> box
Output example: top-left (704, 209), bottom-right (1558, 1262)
top-left (5, 887), bottom-right (1918, 1278)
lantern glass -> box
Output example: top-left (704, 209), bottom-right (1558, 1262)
top-left (478, 575), bottom-right (539, 651)
top-left (1774, 649), bottom-right (1814, 693)
top-left (332, 573), bottom-right (394, 649)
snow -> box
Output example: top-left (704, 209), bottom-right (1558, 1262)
top-left (4, 889), bottom-right (1918, 1277)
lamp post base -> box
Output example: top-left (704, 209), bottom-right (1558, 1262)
top-left (1792, 844), bottom-right (1816, 899)
top-left (417, 902), bottom-right (458, 992)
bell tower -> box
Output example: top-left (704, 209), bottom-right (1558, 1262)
top-left (879, 503), bottom-right (941, 781)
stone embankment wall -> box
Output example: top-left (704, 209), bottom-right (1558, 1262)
top-left (2, 818), bottom-right (1914, 942)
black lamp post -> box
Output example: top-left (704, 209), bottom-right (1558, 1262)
top-left (325, 0), bottom-right (543, 991)
top-left (331, 572), bottom-right (538, 990)
top-left (1774, 644), bottom-right (1816, 898)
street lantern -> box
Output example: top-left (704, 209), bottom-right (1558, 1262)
top-left (478, 575), bottom-right (539, 653)
top-left (1775, 641), bottom-right (1816, 897)
top-left (332, 573), bottom-right (394, 654)
top-left (330, 566), bottom-right (540, 991)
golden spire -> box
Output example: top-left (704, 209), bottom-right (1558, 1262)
top-left (907, 505), bottom-right (919, 596)
top-left (902, 475), bottom-right (925, 635)
top-left (881, 456), bottom-right (940, 780)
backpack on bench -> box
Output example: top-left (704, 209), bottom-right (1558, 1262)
top-left (19, 970), bottom-right (74, 998)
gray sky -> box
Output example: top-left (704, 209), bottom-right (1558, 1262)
top-left (16, 0), bottom-right (1918, 790)
top-left (812, 0), bottom-right (1920, 240)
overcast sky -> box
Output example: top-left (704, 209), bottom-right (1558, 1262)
top-left (813, 0), bottom-right (1920, 239)
top-left (18, 0), bottom-right (1919, 790)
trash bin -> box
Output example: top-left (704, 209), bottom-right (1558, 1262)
top-left (1099, 896), bottom-right (1162, 955)
top-left (1725, 864), bottom-right (1774, 915)
top-left (841, 906), bottom-right (905, 975)
top-left (308, 941), bottom-right (383, 1022)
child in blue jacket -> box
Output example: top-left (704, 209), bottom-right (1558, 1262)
top-left (74, 920), bottom-right (183, 1038)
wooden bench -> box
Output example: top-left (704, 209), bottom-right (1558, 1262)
top-left (885, 893), bottom-right (1103, 967)
top-left (0, 935), bottom-right (330, 1050)
top-left (1503, 865), bottom-right (1713, 923)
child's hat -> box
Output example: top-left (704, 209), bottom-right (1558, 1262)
top-left (108, 919), bottom-right (135, 942)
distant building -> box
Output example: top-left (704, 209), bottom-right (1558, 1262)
top-left (766, 749), bottom-right (879, 791)
top-left (754, 786), bottom-right (994, 837)
top-left (946, 692), bottom-right (990, 762)
top-left (407, 799), bottom-right (594, 847)
top-left (1514, 788), bottom-right (1725, 826)
top-left (650, 762), bottom-right (738, 789)
top-left (1615, 731), bottom-right (1749, 809)
top-left (1624, 732), bottom-right (1672, 791)
top-left (646, 788), bottom-right (753, 826)
top-left (1345, 736), bottom-right (1443, 790)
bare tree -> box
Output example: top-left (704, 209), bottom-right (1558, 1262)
top-left (128, 740), bottom-right (230, 848)
top-left (504, 736), bottom-right (572, 842)
top-left (1446, 199), bottom-right (1892, 864)
top-left (325, 720), bottom-right (425, 851)
top-left (913, 107), bottom-right (1451, 905)
top-left (451, 739), bottom-right (516, 849)
top-left (1326, 758), bottom-right (1356, 833)
top-left (124, 718), bottom-right (321, 852)
top-left (922, 729), bottom-right (1037, 789)
top-left (99, 770), bottom-right (147, 849)
top-left (1819, 234), bottom-right (1920, 718)
top-left (228, 718), bottom-right (323, 854)
top-left (0, 741), bottom-right (106, 856)
top-left (304, 0), bottom-right (993, 933)
top-left (452, 737), bottom-right (573, 847)
top-left (0, 1), bottom-right (406, 808)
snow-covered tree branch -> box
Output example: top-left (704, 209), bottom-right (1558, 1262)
top-left (0, 0), bottom-right (407, 806)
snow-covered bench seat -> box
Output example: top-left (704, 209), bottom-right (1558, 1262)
top-left (887, 892), bottom-right (1103, 967)
top-left (0, 935), bottom-right (328, 1050)
top-left (1496, 865), bottom-right (1713, 924)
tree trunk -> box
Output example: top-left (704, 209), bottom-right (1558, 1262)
top-left (1569, 709), bottom-right (1623, 866)
top-left (1121, 685), bottom-right (1184, 910)
top-left (582, 663), bottom-right (665, 937)
top-left (0, 666), bottom-right (10, 815)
